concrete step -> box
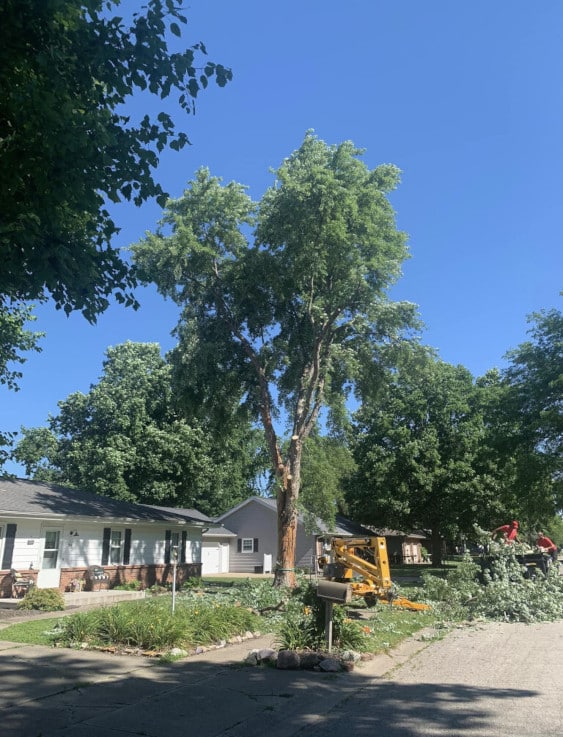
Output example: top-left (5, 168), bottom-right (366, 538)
top-left (63, 590), bottom-right (146, 607)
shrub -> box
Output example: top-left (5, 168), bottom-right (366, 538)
top-left (17, 587), bottom-right (65, 611)
top-left (275, 582), bottom-right (370, 652)
top-left (113, 580), bottom-right (143, 591)
top-left (54, 597), bottom-right (262, 652)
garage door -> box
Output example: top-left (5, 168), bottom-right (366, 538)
top-left (202, 544), bottom-right (221, 575)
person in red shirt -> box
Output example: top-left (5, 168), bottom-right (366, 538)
top-left (536, 531), bottom-right (558, 564)
top-left (492, 520), bottom-right (520, 543)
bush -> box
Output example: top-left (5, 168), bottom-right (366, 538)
top-left (275, 583), bottom-right (370, 652)
top-left (54, 597), bottom-right (262, 651)
top-left (113, 580), bottom-right (143, 591)
top-left (17, 587), bottom-right (65, 611)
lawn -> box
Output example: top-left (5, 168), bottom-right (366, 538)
top-left (0, 618), bottom-right (63, 646)
top-left (0, 578), bottom-right (438, 657)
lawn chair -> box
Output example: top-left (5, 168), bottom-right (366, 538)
top-left (10, 569), bottom-right (34, 598)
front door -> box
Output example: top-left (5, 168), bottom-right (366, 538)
top-left (37, 528), bottom-right (62, 588)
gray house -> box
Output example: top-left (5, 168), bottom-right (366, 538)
top-left (210, 497), bottom-right (375, 575)
top-left (0, 478), bottom-right (206, 596)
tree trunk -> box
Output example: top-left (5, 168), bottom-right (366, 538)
top-left (430, 528), bottom-right (443, 567)
top-left (273, 441), bottom-right (303, 587)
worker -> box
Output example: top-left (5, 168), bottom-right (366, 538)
top-left (536, 531), bottom-right (558, 564)
top-left (491, 520), bottom-right (520, 544)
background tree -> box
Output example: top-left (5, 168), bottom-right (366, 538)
top-left (499, 307), bottom-right (563, 516)
top-left (13, 342), bottom-right (262, 515)
top-left (346, 352), bottom-right (504, 565)
top-left (133, 133), bottom-right (416, 585)
top-left (0, 0), bottom-right (231, 321)
top-left (297, 432), bottom-right (355, 532)
top-left (0, 302), bottom-right (43, 468)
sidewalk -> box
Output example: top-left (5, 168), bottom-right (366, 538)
top-left (2, 619), bottom-right (563, 737)
top-left (0, 616), bottom-right (435, 737)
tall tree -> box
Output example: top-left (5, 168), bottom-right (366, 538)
top-left (347, 353), bottom-right (504, 565)
top-left (133, 133), bottom-right (415, 585)
top-left (0, 0), bottom-right (231, 321)
top-left (501, 307), bottom-right (563, 513)
top-left (13, 342), bottom-right (262, 515)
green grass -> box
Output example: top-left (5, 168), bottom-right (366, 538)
top-left (360, 606), bottom-right (439, 652)
top-left (0, 580), bottom-right (441, 655)
top-left (0, 618), bottom-right (64, 645)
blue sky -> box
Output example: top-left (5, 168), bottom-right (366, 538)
top-left (3, 1), bottom-right (562, 474)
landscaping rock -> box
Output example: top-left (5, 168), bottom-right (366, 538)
top-left (277, 649), bottom-right (301, 669)
top-left (170, 647), bottom-right (188, 657)
top-left (299, 652), bottom-right (322, 669)
top-left (257, 647), bottom-right (277, 663)
top-left (244, 651), bottom-right (259, 666)
top-left (319, 657), bottom-right (342, 672)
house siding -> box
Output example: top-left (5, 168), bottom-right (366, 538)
top-left (221, 503), bottom-right (277, 574)
top-left (219, 500), bottom-right (321, 574)
top-left (0, 516), bottom-right (202, 595)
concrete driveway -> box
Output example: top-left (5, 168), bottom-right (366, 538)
top-left (1, 620), bottom-right (562, 737)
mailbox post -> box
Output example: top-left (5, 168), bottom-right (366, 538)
top-left (316, 580), bottom-right (352, 652)
top-left (171, 545), bottom-right (178, 613)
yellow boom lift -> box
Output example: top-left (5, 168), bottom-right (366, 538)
top-left (318, 536), bottom-right (430, 611)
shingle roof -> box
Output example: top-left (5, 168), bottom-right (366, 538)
top-left (144, 505), bottom-right (212, 523)
top-left (217, 496), bottom-right (374, 537)
top-left (0, 478), bottom-right (201, 524)
top-left (202, 525), bottom-right (237, 538)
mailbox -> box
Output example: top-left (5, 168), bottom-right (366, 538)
top-left (316, 579), bottom-right (352, 604)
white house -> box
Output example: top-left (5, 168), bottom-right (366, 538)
top-left (0, 478), bottom-right (206, 596)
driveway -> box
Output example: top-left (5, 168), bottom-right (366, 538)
top-left (1, 620), bottom-right (562, 736)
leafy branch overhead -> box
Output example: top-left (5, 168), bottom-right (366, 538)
top-left (0, 0), bottom-right (232, 321)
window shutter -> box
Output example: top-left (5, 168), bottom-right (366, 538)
top-left (237, 538), bottom-right (242, 553)
top-left (2, 523), bottom-right (16, 569)
top-left (253, 538), bottom-right (259, 553)
top-left (164, 529), bottom-right (171, 564)
top-left (181, 531), bottom-right (187, 564)
top-left (123, 528), bottom-right (132, 565)
top-left (101, 528), bottom-right (111, 566)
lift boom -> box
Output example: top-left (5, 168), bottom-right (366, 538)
top-left (318, 536), bottom-right (430, 611)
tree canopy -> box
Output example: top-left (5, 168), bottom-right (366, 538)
top-left (13, 342), bottom-right (262, 515)
top-left (0, 0), bottom-right (231, 321)
top-left (133, 133), bottom-right (416, 584)
top-left (346, 351), bottom-right (507, 565)
top-left (501, 307), bottom-right (563, 514)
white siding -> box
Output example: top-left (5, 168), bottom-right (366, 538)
top-left (1, 518), bottom-right (202, 570)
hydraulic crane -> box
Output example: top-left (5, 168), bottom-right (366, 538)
top-left (318, 536), bottom-right (430, 611)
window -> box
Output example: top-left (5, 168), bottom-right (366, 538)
top-left (109, 530), bottom-right (123, 564)
top-left (42, 530), bottom-right (60, 569)
top-left (239, 538), bottom-right (258, 554)
top-left (170, 531), bottom-right (180, 560)
top-left (102, 527), bottom-right (131, 566)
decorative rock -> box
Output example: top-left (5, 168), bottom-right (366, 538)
top-left (257, 647), bottom-right (277, 663)
top-left (340, 650), bottom-right (361, 663)
top-left (277, 649), bottom-right (301, 670)
top-left (244, 651), bottom-right (259, 666)
top-left (169, 648), bottom-right (188, 657)
top-left (319, 658), bottom-right (342, 672)
top-left (195, 646), bottom-right (207, 654)
top-left (216, 640), bottom-right (227, 649)
top-left (299, 652), bottom-right (322, 669)
top-left (244, 631), bottom-right (254, 639)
